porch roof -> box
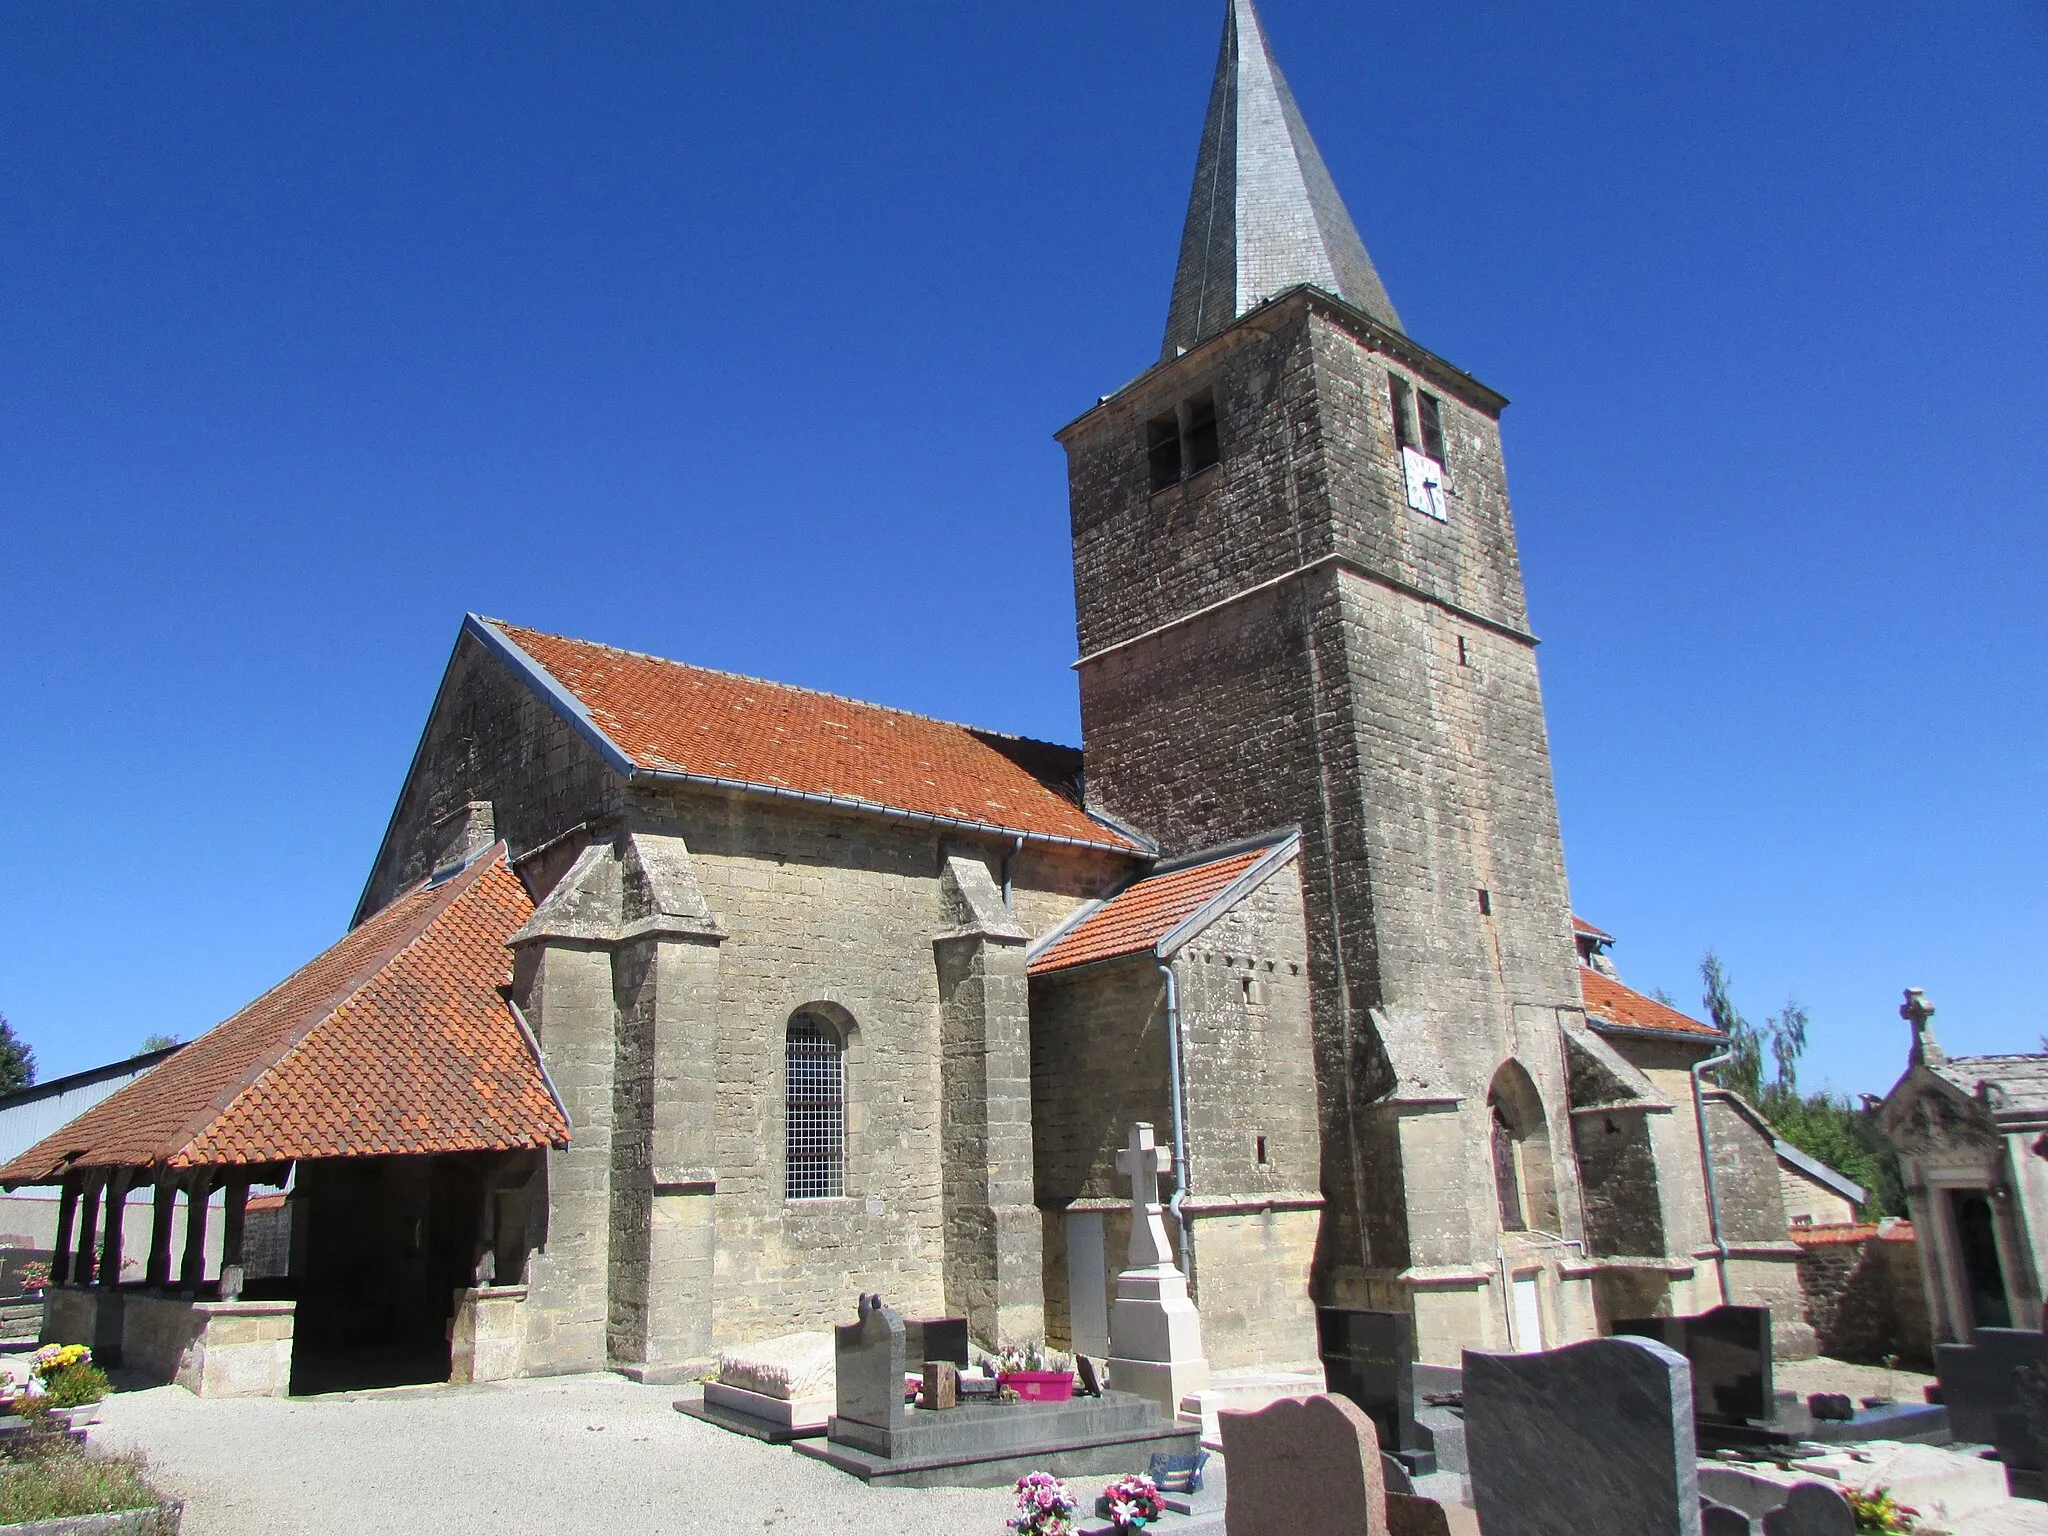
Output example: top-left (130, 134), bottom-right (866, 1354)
top-left (0, 848), bottom-right (569, 1184)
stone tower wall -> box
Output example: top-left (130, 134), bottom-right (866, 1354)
top-left (1063, 291), bottom-right (1589, 1321)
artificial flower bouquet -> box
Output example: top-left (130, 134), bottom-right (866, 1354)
top-left (29, 1343), bottom-right (110, 1409)
top-left (1008, 1471), bottom-right (1080, 1536)
top-left (1096, 1473), bottom-right (1164, 1531)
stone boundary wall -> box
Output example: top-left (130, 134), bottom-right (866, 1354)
top-left (1793, 1221), bottom-right (1934, 1367)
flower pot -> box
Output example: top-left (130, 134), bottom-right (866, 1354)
top-left (999, 1370), bottom-right (1075, 1402)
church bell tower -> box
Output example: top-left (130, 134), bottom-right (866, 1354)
top-left (1058, 0), bottom-right (1594, 1357)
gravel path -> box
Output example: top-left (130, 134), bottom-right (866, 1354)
top-left (91, 1373), bottom-right (1015, 1536)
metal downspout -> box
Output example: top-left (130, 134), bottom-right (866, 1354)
top-left (1156, 957), bottom-right (1196, 1294)
top-left (1692, 1046), bottom-right (1738, 1302)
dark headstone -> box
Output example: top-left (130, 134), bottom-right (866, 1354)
top-left (1385, 1493), bottom-right (1451, 1536)
top-left (1381, 1452), bottom-right (1413, 1495)
top-left (1616, 1307), bottom-right (1773, 1424)
top-left (1701, 1502), bottom-right (1754, 1536)
top-left (1221, 1393), bottom-right (1388, 1536)
top-left (834, 1293), bottom-right (908, 1433)
top-left (1807, 1393), bottom-right (1854, 1422)
top-left (0, 1250), bottom-right (53, 1300)
top-left (1077, 1356), bottom-right (1104, 1398)
top-left (1466, 1335), bottom-right (1700, 1536)
top-left (921, 1361), bottom-right (957, 1411)
top-left (1320, 1308), bottom-right (1418, 1454)
top-left (1936, 1327), bottom-right (2047, 1446)
top-left (904, 1315), bottom-right (969, 1371)
top-left (1762, 1483), bottom-right (1855, 1536)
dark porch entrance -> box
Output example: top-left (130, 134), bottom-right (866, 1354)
top-left (288, 1154), bottom-right (487, 1394)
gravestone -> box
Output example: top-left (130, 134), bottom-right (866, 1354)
top-left (0, 1249), bottom-right (53, 1299)
top-left (906, 1316), bottom-right (969, 1372)
top-left (1701, 1504), bottom-right (1751, 1536)
top-left (1320, 1309), bottom-right (1418, 1457)
top-left (833, 1293), bottom-right (908, 1436)
top-left (1937, 1326), bottom-right (2047, 1448)
top-left (1220, 1393), bottom-right (1388, 1536)
top-left (921, 1361), bottom-right (957, 1410)
top-left (1076, 1356), bottom-right (1103, 1398)
top-left (1616, 1306), bottom-right (1772, 1424)
top-left (1466, 1335), bottom-right (1700, 1536)
top-left (1763, 1484), bottom-right (1855, 1536)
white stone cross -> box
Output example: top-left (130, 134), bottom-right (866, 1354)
top-left (1116, 1122), bottom-right (1177, 1272)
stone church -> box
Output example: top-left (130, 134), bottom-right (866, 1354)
top-left (7, 0), bottom-right (1808, 1391)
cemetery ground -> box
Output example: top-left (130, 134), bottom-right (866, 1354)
top-left (85, 1369), bottom-right (1015, 1536)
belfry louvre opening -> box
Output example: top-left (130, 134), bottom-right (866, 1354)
top-left (785, 1013), bottom-right (846, 1200)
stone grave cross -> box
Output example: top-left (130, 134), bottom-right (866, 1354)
top-left (1116, 1122), bottom-right (1176, 1271)
top-left (1902, 988), bottom-right (1944, 1065)
top-left (1106, 1122), bottom-right (1208, 1419)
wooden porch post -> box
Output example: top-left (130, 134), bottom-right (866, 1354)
top-left (145, 1172), bottom-right (176, 1289)
top-left (50, 1174), bottom-right (80, 1286)
top-left (98, 1170), bottom-right (131, 1288)
top-left (178, 1173), bottom-right (212, 1292)
top-left (75, 1175), bottom-right (103, 1286)
top-left (221, 1176), bottom-right (251, 1268)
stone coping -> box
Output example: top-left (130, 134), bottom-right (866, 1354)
top-left (1, 1502), bottom-right (181, 1535)
top-left (1560, 1258), bottom-right (1698, 1279)
top-left (1047, 1192), bottom-right (1322, 1216)
top-left (458, 1286), bottom-right (529, 1302)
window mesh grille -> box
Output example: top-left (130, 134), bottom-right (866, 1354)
top-left (785, 1014), bottom-right (845, 1200)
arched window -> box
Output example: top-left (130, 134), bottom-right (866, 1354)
top-left (1487, 1060), bottom-right (1559, 1236)
top-left (1491, 1104), bottom-right (1527, 1232)
top-left (785, 1012), bottom-right (845, 1200)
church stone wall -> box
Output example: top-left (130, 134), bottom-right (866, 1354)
top-left (623, 789), bottom-right (1113, 1356)
top-left (359, 632), bottom-right (624, 920)
top-left (1030, 860), bottom-right (1321, 1371)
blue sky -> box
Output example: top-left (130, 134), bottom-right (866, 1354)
top-left (2, 2), bottom-right (2042, 1098)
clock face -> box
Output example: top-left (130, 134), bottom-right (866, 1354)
top-left (1402, 445), bottom-right (1447, 521)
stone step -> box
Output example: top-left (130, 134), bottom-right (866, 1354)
top-left (1176, 1367), bottom-right (1326, 1447)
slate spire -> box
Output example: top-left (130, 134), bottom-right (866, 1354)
top-left (1162, 0), bottom-right (1403, 359)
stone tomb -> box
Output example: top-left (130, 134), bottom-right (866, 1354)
top-left (793, 1293), bottom-right (1198, 1488)
top-left (1466, 1334), bottom-right (1700, 1536)
top-left (679, 1330), bottom-right (837, 1443)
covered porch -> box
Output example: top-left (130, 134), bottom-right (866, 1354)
top-left (1, 846), bottom-right (569, 1396)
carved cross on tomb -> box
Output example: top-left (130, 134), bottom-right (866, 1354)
top-left (1902, 987), bottom-right (1944, 1065)
top-left (1116, 1122), bottom-right (1177, 1273)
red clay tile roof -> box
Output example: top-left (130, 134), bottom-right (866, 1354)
top-left (1580, 966), bottom-right (1723, 1039)
top-left (1029, 848), bottom-right (1273, 975)
top-left (1572, 915), bottom-right (1613, 941)
top-left (1789, 1221), bottom-right (1916, 1247)
top-left (0, 851), bottom-right (568, 1183)
top-left (488, 620), bottom-right (1137, 851)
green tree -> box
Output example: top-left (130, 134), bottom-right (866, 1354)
top-left (139, 1034), bottom-right (181, 1053)
top-left (1701, 952), bottom-right (1763, 1101)
top-left (0, 1013), bottom-right (35, 1095)
top-left (1697, 955), bottom-right (1904, 1219)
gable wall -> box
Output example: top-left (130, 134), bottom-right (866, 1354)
top-left (359, 631), bottom-right (624, 920)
